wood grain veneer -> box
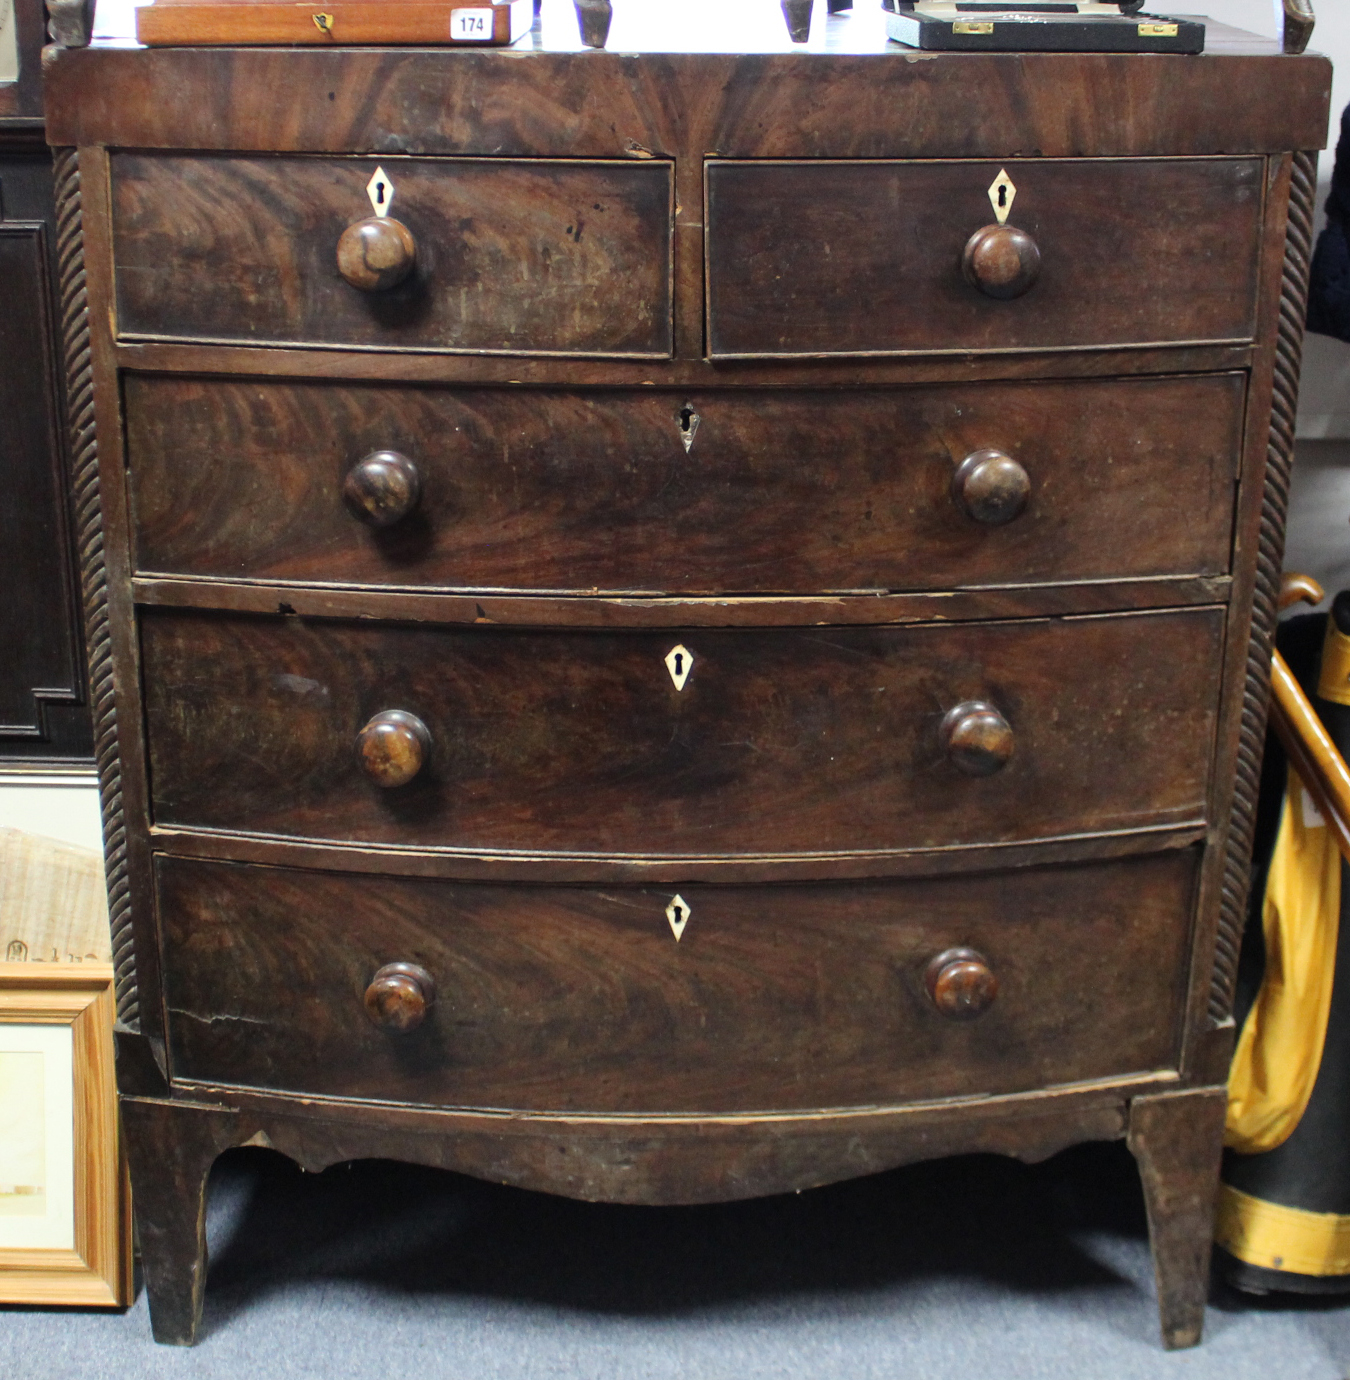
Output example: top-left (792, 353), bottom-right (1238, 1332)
top-left (124, 373), bottom-right (1245, 594)
top-left (139, 607), bottom-right (1223, 857)
top-left (156, 851), bottom-right (1197, 1112)
top-left (706, 158), bottom-right (1265, 357)
top-left (110, 154), bottom-right (674, 357)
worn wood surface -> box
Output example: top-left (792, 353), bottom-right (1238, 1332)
top-left (157, 851), bottom-right (1195, 1112)
top-left (117, 338), bottom-right (1259, 387)
top-left (130, 575), bottom-right (1235, 631)
top-left (111, 153), bottom-right (673, 356)
top-left (707, 159), bottom-right (1264, 357)
top-left (119, 1094), bottom-right (238, 1344)
top-left (140, 608), bottom-right (1223, 856)
top-left (53, 149), bottom-right (141, 1033)
top-left (125, 373), bottom-right (1245, 594)
top-left (1212, 152), bottom-right (1318, 1024)
top-left (1128, 1088), bottom-right (1229, 1349)
top-left (42, 47), bottom-right (1332, 160)
top-left (119, 1075), bottom-right (1145, 1342)
top-left (149, 819), bottom-right (1208, 888)
top-left (1177, 150), bottom-right (1315, 1088)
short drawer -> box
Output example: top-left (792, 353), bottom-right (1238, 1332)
top-left (141, 607), bottom-right (1222, 856)
top-left (157, 851), bottom-right (1196, 1112)
top-left (125, 373), bottom-right (1245, 594)
top-left (706, 158), bottom-right (1264, 357)
top-left (110, 153), bottom-right (673, 356)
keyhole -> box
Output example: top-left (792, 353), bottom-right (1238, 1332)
top-left (673, 904), bottom-right (684, 924)
top-left (677, 404), bottom-right (700, 452)
top-left (997, 185), bottom-right (1007, 209)
top-left (665, 643), bottom-right (693, 689)
top-left (375, 181), bottom-right (387, 209)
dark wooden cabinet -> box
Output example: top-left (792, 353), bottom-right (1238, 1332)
top-left (42, 11), bottom-right (1330, 1352)
top-left (0, 0), bottom-right (93, 765)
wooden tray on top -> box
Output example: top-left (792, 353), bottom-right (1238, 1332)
top-left (135, 0), bottom-right (533, 46)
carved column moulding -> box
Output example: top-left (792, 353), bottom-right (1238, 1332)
top-left (52, 147), bottom-right (139, 1030)
top-left (1210, 149), bottom-right (1317, 1025)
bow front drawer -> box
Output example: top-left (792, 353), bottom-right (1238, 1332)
top-left (157, 850), bottom-right (1197, 1112)
top-left (124, 372), bottom-right (1244, 594)
top-left (141, 607), bottom-right (1222, 858)
top-left (110, 153), bottom-right (674, 356)
top-left (705, 158), bottom-right (1264, 358)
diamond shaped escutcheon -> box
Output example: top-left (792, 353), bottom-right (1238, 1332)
top-left (665, 895), bottom-right (691, 942)
top-left (366, 166), bottom-right (395, 216)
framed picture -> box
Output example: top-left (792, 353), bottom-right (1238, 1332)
top-left (0, 961), bottom-right (131, 1305)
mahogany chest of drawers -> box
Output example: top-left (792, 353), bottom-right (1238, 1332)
top-left (42, 11), bottom-right (1330, 1349)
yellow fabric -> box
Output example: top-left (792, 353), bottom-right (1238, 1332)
top-left (1317, 621), bottom-right (1350, 706)
top-left (1225, 766), bottom-right (1340, 1154)
top-left (1215, 1183), bottom-right (1350, 1277)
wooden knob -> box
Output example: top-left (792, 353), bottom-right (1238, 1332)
top-left (962, 224), bottom-right (1041, 300)
top-left (343, 451), bottom-right (422, 528)
top-left (356, 710), bottom-right (430, 788)
top-left (337, 216), bottom-right (416, 292)
top-left (364, 962), bottom-right (436, 1033)
top-left (953, 449), bottom-right (1030, 526)
top-left (941, 700), bottom-right (1014, 777)
top-left (925, 948), bottom-right (999, 1020)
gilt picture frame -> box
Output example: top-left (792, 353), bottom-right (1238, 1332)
top-left (0, 962), bottom-right (131, 1306)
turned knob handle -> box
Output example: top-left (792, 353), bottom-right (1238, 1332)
top-left (952, 449), bottom-right (1030, 526)
top-left (344, 451), bottom-right (422, 528)
top-left (925, 947), bottom-right (999, 1020)
top-left (337, 216), bottom-right (417, 292)
top-left (364, 962), bottom-right (436, 1033)
top-left (962, 224), bottom-right (1041, 300)
top-left (941, 700), bottom-right (1014, 777)
top-left (356, 710), bottom-right (431, 788)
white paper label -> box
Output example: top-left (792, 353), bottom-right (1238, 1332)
top-left (1302, 783), bottom-right (1327, 830)
top-left (450, 7), bottom-right (493, 41)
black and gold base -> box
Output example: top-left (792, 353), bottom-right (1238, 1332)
top-left (1219, 597), bottom-right (1350, 1295)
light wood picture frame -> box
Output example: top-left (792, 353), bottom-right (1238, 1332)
top-left (0, 962), bottom-right (132, 1306)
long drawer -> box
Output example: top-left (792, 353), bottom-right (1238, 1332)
top-left (706, 158), bottom-right (1264, 357)
top-left (141, 607), bottom-right (1223, 856)
top-left (125, 373), bottom-right (1245, 594)
top-left (157, 851), bottom-right (1197, 1112)
top-left (110, 153), bottom-right (674, 356)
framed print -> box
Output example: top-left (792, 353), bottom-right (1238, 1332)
top-left (0, 962), bottom-right (131, 1306)
top-left (0, 0), bottom-right (17, 87)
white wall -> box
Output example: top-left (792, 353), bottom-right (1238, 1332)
top-left (1289, 1), bottom-right (1350, 438)
top-left (0, 775), bottom-right (104, 854)
top-left (1200, 3), bottom-right (1350, 435)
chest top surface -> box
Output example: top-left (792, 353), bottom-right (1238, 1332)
top-left (43, 5), bottom-right (1331, 158)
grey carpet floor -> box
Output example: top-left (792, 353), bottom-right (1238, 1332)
top-left (2, 1141), bottom-right (1348, 1379)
